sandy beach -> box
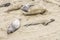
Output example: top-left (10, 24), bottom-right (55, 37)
top-left (0, 0), bottom-right (60, 40)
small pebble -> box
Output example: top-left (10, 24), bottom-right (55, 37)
top-left (7, 19), bottom-right (20, 34)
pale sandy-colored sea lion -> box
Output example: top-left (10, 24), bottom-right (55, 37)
top-left (22, 5), bottom-right (47, 15)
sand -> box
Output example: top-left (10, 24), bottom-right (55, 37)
top-left (0, 0), bottom-right (60, 40)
